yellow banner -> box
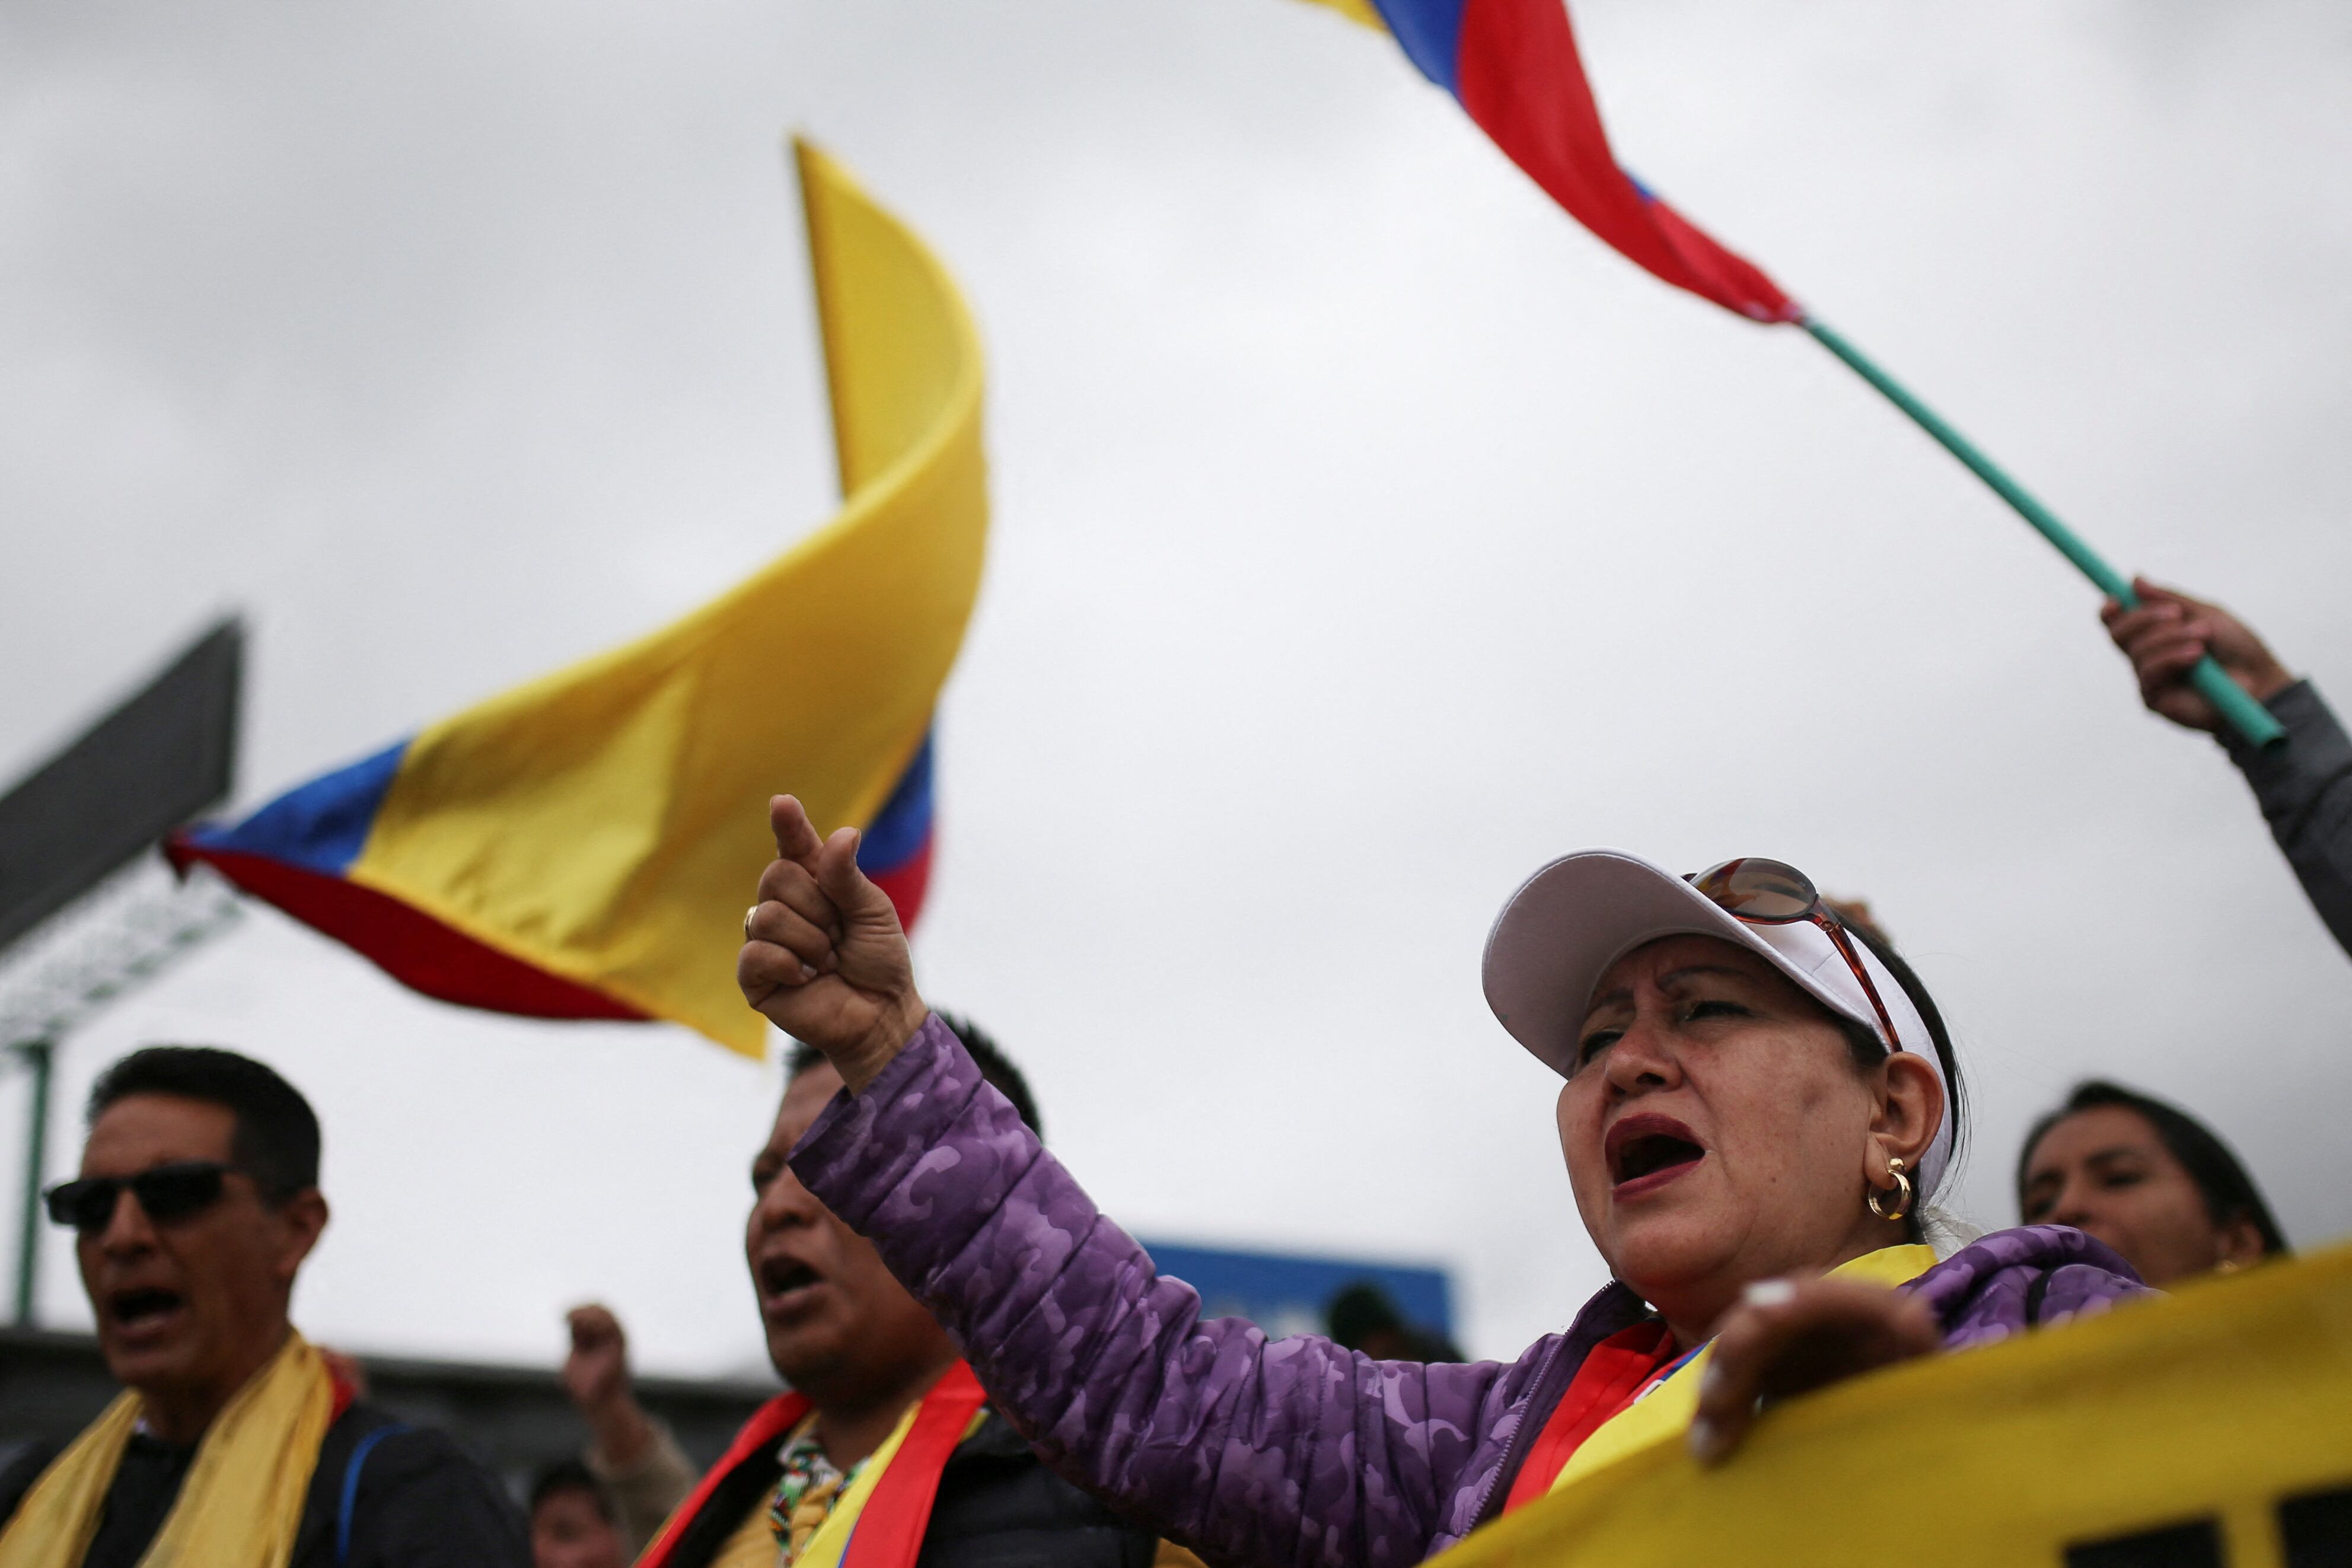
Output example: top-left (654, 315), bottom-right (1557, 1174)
top-left (1433, 1241), bottom-right (2352, 1568)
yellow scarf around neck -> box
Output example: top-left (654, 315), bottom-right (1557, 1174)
top-left (1546, 1244), bottom-right (1939, 1494)
top-left (0, 1330), bottom-right (337, 1568)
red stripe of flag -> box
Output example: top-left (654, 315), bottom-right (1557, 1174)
top-left (1376, 0), bottom-right (1800, 322)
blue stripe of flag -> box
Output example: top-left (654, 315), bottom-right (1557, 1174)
top-left (1369, 0), bottom-right (1470, 94)
top-left (184, 740), bottom-right (407, 878)
top-left (857, 729), bottom-right (934, 875)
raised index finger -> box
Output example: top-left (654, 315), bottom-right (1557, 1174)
top-left (769, 794), bottom-right (826, 871)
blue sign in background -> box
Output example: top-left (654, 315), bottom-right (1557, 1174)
top-left (1136, 1238), bottom-right (1455, 1343)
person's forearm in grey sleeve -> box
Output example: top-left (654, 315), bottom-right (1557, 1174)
top-left (2223, 680), bottom-right (2352, 955)
top-left (2104, 578), bottom-right (2352, 957)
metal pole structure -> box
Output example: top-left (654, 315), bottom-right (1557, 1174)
top-left (0, 866), bottom-right (243, 1329)
top-left (1802, 318), bottom-right (2287, 751)
top-left (14, 1037), bottom-right (53, 1326)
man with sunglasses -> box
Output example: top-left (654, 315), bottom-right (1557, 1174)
top-left (0, 1046), bottom-right (525, 1567)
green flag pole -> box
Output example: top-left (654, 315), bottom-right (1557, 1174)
top-left (1802, 318), bottom-right (2286, 751)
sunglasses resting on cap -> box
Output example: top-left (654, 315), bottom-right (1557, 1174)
top-left (1684, 856), bottom-right (1904, 1054)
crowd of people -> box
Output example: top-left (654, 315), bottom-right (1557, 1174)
top-left (0, 582), bottom-right (2334, 1567)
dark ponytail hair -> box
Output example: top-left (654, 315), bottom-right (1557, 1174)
top-left (2018, 1081), bottom-right (2286, 1257)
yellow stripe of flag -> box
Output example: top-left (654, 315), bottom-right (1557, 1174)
top-left (348, 138), bottom-right (986, 1056)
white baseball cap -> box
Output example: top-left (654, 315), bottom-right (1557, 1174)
top-left (1481, 849), bottom-right (1953, 1196)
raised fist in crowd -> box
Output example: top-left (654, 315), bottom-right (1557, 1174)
top-left (737, 794), bottom-right (929, 1090)
top-left (2102, 577), bottom-right (2294, 735)
top-left (562, 1304), bottom-right (653, 1470)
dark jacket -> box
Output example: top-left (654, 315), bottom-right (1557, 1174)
top-left (792, 1016), bottom-right (2150, 1568)
top-left (0, 1401), bottom-right (527, 1568)
top-left (657, 1406), bottom-right (1156, 1568)
top-left (2224, 678), bottom-right (2352, 957)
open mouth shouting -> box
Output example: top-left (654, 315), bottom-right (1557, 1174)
top-left (756, 1254), bottom-right (827, 1322)
top-left (1605, 1114), bottom-right (1707, 1199)
top-left (104, 1285), bottom-right (190, 1347)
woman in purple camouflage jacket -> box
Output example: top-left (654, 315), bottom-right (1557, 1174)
top-left (738, 802), bottom-right (2146, 1568)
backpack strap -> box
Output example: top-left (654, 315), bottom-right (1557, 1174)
top-left (294, 1403), bottom-right (410, 1568)
top-left (336, 1422), bottom-right (410, 1566)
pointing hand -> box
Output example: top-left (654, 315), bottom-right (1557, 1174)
top-left (737, 794), bottom-right (927, 1089)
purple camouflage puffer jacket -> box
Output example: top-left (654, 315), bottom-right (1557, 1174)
top-left (792, 1016), bottom-right (2146, 1568)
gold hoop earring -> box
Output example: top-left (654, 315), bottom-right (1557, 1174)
top-left (1867, 1156), bottom-right (1913, 1222)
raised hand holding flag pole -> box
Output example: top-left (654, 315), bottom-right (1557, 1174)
top-left (1298, 0), bottom-right (2286, 749)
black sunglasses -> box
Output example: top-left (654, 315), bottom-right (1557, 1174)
top-left (43, 1161), bottom-right (241, 1234)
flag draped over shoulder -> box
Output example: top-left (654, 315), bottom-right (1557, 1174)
top-left (170, 139), bottom-right (986, 1057)
top-left (1299, 0), bottom-right (1799, 323)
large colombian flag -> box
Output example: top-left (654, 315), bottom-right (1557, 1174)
top-left (1302, 0), bottom-right (1798, 324)
top-left (168, 139), bottom-right (985, 1057)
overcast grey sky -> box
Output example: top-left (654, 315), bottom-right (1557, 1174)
top-left (4, 0), bottom-right (2350, 1378)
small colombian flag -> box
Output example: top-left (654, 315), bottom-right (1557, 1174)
top-left (1299, 0), bottom-right (1799, 323)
